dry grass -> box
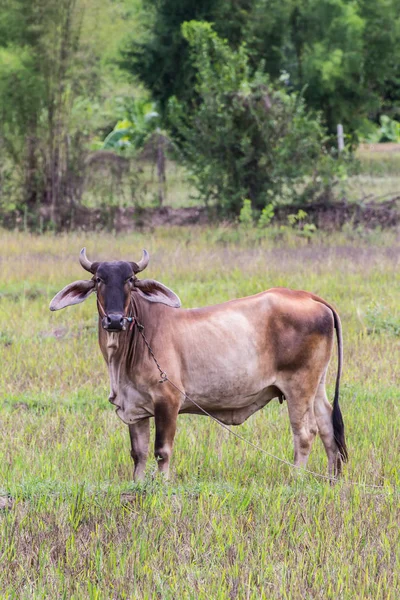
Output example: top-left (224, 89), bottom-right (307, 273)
top-left (0, 227), bottom-right (399, 598)
top-left (335, 145), bottom-right (400, 204)
top-left (80, 150), bottom-right (400, 211)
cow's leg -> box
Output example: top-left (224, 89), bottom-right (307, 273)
top-left (314, 374), bottom-right (342, 478)
top-left (153, 395), bottom-right (180, 479)
top-left (284, 377), bottom-right (319, 470)
top-left (128, 419), bottom-right (150, 481)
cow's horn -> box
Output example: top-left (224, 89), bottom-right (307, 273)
top-left (132, 249), bottom-right (150, 273)
top-left (79, 247), bottom-right (95, 273)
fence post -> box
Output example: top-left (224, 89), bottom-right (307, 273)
top-left (337, 124), bottom-right (344, 153)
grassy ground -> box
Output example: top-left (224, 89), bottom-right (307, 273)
top-left (345, 146), bottom-right (400, 203)
top-left (0, 228), bottom-right (399, 598)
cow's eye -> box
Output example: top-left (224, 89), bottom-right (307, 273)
top-left (129, 277), bottom-right (134, 284)
top-left (96, 277), bottom-right (101, 284)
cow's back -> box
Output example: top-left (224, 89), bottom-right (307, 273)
top-left (162, 288), bottom-right (335, 407)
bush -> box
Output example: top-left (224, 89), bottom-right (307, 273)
top-left (359, 115), bottom-right (400, 144)
top-left (257, 203), bottom-right (274, 228)
top-left (169, 21), bottom-right (347, 216)
top-left (238, 199), bottom-right (253, 229)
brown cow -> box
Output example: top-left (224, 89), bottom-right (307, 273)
top-left (50, 248), bottom-right (348, 480)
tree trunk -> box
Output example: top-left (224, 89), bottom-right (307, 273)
top-left (157, 131), bottom-right (166, 206)
top-left (25, 124), bottom-right (38, 212)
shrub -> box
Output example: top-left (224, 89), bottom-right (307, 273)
top-left (257, 203), bottom-right (275, 228)
top-left (238, 199), bottom-right (253, 229)
top-left (169, 21), bottom-right (347, 216)
top-left (359, 115), bottom-right (400, 143)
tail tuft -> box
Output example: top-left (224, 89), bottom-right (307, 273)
top-left (332, 391), bottom-right (348, 462)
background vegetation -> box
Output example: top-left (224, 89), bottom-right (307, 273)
top-left (0, 229), bottom-right (399, 597)
top-left (1, 0), bottom-right (400, 228)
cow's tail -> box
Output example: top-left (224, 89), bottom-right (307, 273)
top-left (330, 306), bottom-right (348, 463)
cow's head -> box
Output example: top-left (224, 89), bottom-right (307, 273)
top-left (49, 249), bottom-right (181, 332)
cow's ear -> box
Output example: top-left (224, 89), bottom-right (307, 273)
top-left (134, 279), bottom-right (181, 308)
top-left (49, 280), bottom-right (95, 311)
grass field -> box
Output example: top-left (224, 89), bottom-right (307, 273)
top-left (346, 145), bottom-right (400, 203)
top-left (0, 228), bottom-right (399, 599)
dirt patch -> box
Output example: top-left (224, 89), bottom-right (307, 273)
top-left (275, 198), bottom-right (400, 230)
top-left (39, 327), bottom-right (69, 340)
top-left (0, 496), bottom-right (13, 510)
top-left (116, 206), bottom-right (210, 229)
top-left (66, 198), bottom-right (399, 231)
top-left (59, 205), bottom-right (210, 231)
top-left (5, 197), bottom-right (400, 231)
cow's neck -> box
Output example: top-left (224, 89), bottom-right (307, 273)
top-left (127, 294), bottom-right (166, 362)
top-left (100, 294), bottom-right (166, 400)
top-left (125, 294), bottom-right (148, 367)
top-left (98, 294), bottom-right (138, 399)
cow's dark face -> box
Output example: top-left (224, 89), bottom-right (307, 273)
top-left (95, 261), bottom-right (135, 332)
top-left (49, 248), bottom-right (181, 326)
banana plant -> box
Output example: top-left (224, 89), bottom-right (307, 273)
top-left (364, 115), bottom-right (400, 143)
top-left (102, 100), bottom-right (160, 151)
top-left (102, 99), bottom-right (168, 204)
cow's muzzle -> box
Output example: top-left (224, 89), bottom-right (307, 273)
top-left (102, 313), bottom-right (126, 332)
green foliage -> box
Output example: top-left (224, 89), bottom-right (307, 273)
top-left (2, 0), bottom-right (400, 226)
top-left (0, 0), bottom-right (99, 223)
top-left (287, 209), bottom-right (317, 240)
top-left (169, 21), bottom-right (344, 215)
top-left (120, 0), bottom-right (259, 113)
top-left (360, 115), bottom-right (400, 144)
top-left (379, 115), bottom-right (400, 143)
top-left (287, 0), bottom-right (365, 133)
top-left (0, 0), bottom-right (141, 227)
top-left (238, 199), bottom-right (254, 229)
top-left (102, 100), bottom-right (160, 151)
top-left (0, 45), bottom-right (43, 130)
top-left (122, 0), bottom-right (400, 136)
top-left (282, 0), bottom-right (400, 134)
top-left (257, 203), bottom-right (275, 228)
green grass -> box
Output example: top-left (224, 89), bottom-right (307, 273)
top-left (0, 228), bottom-right (399, 598)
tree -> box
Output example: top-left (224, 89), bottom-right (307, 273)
top-left (121, 0), bottom-right (400, 137)
top-left (282, 0), bottom-right (400, 135)
top-left (1, 1), bottom-right (79, 220)
top-left (120, 0), bottom-right (265, 113)
top-left (102, 99), bottom-right (168, 205)
top-left (0, 0), bottom-right (139, 228)
top-left (169, 21), bottom-right (341, 216)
